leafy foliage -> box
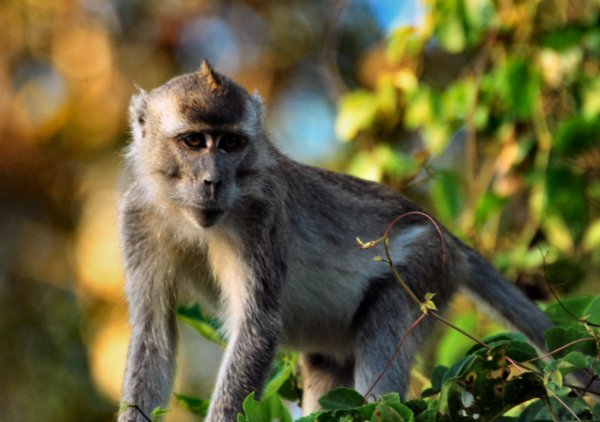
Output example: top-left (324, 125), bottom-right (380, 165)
top-left (174, 293), bottom-right (599, 421)
top-left (250, 320), bottom-right (597, 421)
top-left (337, 0), bottom-right (600, 294)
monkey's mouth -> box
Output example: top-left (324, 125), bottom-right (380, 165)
top-left (191, 207), bottom-right (224, 228)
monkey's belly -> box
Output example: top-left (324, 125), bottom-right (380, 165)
top-left (279, 255), bottom-right (373, 357)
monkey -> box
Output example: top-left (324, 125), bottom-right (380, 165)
top-left (118, 61), bottom-right (573, 421)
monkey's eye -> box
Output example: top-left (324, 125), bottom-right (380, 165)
top-left (218, 134), bottom-right (246, 153)
top-left (177, 132), bottom-right (207, 150)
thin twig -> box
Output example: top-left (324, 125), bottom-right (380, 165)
top-left (429, 311), bottom-right (492, 350)
top-left (364, 312), bottom-right (428, 398)
top-left (523, 337), bottom-right (597, 363)
top-left (128, 404), bottom-right (152, 422)
top-left (540, 248), bottom-right (600, 328)
top-left (383, 210), bottom-right (447, 270)
top-left (547, 388), bottom-right (582, 422)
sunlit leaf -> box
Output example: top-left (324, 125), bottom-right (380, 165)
top-left (405, 87), bottom-right (433, 129)
top-left (177, 304), bottom-right (225, 346)
top-left (387, 27), bottom-right (425, 62)
top-left (442, 79), bottom-right (477, 122)
top-left (239, 391), bottom-right (292, 422)
top-left (335, 91), bottom-right (378, 141)
top-left (262, 358), bottom-right (294, 399)
top-left (433, 1), bottom-right (467, 53)
top-left (151, 406), bottom-right (169, 418)
top-left (174, 392), bottom-right (209, 417)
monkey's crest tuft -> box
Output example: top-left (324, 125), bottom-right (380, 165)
top-left (198, 59), bottom-right (223, 93)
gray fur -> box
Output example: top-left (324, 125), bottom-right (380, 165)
top-left (118, 62), bottom-right (557, 421)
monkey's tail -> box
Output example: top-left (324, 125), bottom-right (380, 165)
top-left (460, 244), bottom-right (552, 350)
top-left (461, 243), bottom-right (600, 397)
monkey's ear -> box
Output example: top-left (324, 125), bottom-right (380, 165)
top-left (129, 88), bottom-right (148, 140)
top-left (198, 59), bottom-right (223, 91)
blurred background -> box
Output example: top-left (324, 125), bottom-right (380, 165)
top-left (0, 0), bottom-right (598, 420)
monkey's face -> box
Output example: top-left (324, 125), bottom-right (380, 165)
top-left (128, 62), bottom-right (267, 228)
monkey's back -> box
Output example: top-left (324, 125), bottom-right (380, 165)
top-left (273, 157), bottom-right (441, 357)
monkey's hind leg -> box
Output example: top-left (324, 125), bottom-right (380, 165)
top-left (299, 353), bottom-right (354, 415)
top-left (353, 277), bottom-right (432, 399)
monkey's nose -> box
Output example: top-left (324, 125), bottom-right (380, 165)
top-left (203, 179), bottom-right (222, 199)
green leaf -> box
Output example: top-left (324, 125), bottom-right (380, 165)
top-left (474, 191), bottom-right (507, 229)
top-left (543, 26), bottom-right (586, 52)
top-left (519, 395), bottom-right (595, 421)
top-left (174, 392), bottom-right (209, 417)
top-left (554, 115), bottom-right (600, 156)
top-left (370, 402), bottom-right (404, 422)
top-left (441, 354), bottom-right (479, 382)
top-left (295, 414), bottom-right (319, 422)
top-left (238, 392), bottom-right (292, 422)
top-left (545, 164), bottom-right (588, 239)
top-left (543, 295), bottom-right (594, 325)
top-left (430, 171), bottom-right (465, 223)
top-left (318, 387), bottom-right (365, 410)
top-left (150, 406), bottom-right (169, 418)
top-left (241, 392), bottom-right (263, 422)
top-left (380, 393), bottom-right (414, 421)
top-left (502, 58), bottom-right (541, 120)
top-left (433, 1), bottom-right (467, 53)
top-left (593, 402), bottom-right (600, 422)
top-left (438, 343), bottom-right (546, 420)
top-left (118, 401), bottom-right (131, 415)
top-left (583, 219), bottom-right (600, 253)
top-left (261, 394), bottom-right (293, 422)
top-left (544, 326), bottom-right (598, 358)
top-left (404, 86), bottom-right (433, 130)
top-left (584, 295), bottom-right (600, 325)
top-left (560, 351), bottom-right (588, 371)
top-left (262, 359), bottom-right (293, 399)
top-left (335, 91), bottom-right (378, 141)
top-left (430, 366), bottom-right (449, 394)
top-left (442, 79), bottom-right (477, 122)
top-left (404, 399), bottom-right (428, 418)
top-left (177, 303), bottom-right (225, 346)
top-left (464, 0), bottom-right (497, 36)
top-left (387, 26), bottom-right (425, 62)
top-left (380, 148), bottom-right (422, 182)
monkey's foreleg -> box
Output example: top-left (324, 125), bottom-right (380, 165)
top-left (119, 310), bottom-right (177, 422)
top-left (207, 307), bottom-right (283, 421)
top-left (118, 215), bottom-right (179, 421)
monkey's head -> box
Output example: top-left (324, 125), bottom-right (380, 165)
top-left (128, 61), bottom-right (269, 228)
